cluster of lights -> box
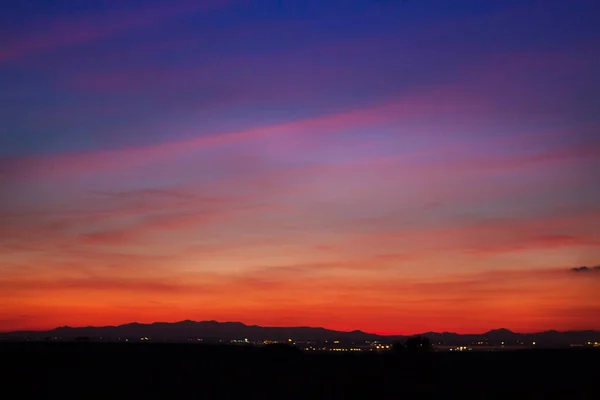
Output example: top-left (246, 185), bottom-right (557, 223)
top-left (330, 348), bottom-right (363, 352)
top-left (450, 346), bottom-right (471, 351)
top-left (374, 345), bottom-right (391, 350)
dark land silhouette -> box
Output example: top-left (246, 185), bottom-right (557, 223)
top-left (2, 341), bottom-right (598, 397)
top-left (3, 321), bottom-right (599, 396)
top-left (2, 320), bottom-right (600, 348)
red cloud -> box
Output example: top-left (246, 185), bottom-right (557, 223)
top-left (354, 207), bottom-right (600, 255)
top-left (463, 234), bottom-right (600, 255)
top-left (2, 265), bottom-right (598, 333)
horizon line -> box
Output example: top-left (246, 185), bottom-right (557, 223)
top-left (2, 319), bottom-right (598, 336)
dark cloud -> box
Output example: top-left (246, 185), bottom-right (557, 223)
top-left (570, 266), bottom-right (600, 272)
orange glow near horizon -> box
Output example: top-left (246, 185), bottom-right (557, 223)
top-left (2, 1), bottom-right (600, 335)
top-left (2, 124), bottom-right (599, 333)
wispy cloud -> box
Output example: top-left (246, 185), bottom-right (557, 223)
top-left (0, 276), bottom-right (214, 295)
top-left (0, 99), bottom-right (405, 180)
top-left (0, 1), bottom-right (232, 63)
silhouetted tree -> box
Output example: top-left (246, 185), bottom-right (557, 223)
top-left (404, 336), bottom-right (432, 352)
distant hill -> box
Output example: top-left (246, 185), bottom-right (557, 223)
top-left (0, 320), bottom-right (382, 342)
top-left (1, 320), bottom-right (599, 347)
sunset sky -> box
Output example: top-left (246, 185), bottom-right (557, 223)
top-left (1, 0), bottom-right (599, 334)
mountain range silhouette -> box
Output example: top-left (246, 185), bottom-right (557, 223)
top-left (2, 320), bottom-right (599, 346)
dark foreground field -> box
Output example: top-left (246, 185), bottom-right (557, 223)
top-left (2, 343), bottom-right (598, 398)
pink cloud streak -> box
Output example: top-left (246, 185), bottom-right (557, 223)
top-left (0, 1), bottom-right (231, 63)
top-left (0, 89), bottom-right (473, 181)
